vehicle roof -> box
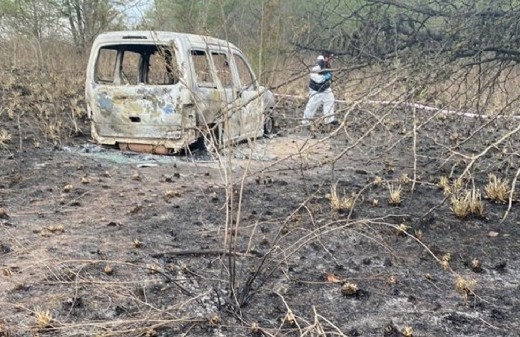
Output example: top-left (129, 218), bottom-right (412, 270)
top-left (93, 31), bottom-right (240, 50)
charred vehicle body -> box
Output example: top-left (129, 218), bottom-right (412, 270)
top-left (85, 31), bottom-right (275, 154)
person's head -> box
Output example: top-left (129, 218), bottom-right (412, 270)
top-left (322, 51), bottom-right (334, 62)
top-left (318, 51), bottom-right (334, 68)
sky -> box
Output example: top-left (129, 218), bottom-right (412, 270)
top-left (121, 0), bottom-right (153, 27)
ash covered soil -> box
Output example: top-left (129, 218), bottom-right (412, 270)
top-left (1, 100), bottom-right (520, 337)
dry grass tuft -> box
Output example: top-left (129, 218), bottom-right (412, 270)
top-left (414, 229), bottom-right (424, 241)
top-left (388, 275), bottom-right (398, 284)
top-left (341, 282), bottom-right (359, 296)
top-left (441, 177), bottom-right (465, 197)
top-left (142, 327), bottom-right (157, 336)
top-left (329, 183), bottom-right (354, 211)
top-left (251, 322), bottom-right (261, 334)
top-left (146, 263), bottom-right (160, 274)
top-left (133, 238), bottom-right (143, 248)
top-left (471, 258), bottom-right (483, 272)
top-left (450, 192), bottom-right (470, 218)
top-left (283, 309), bottom-right (296, 325)
top-left (387, 183), bottom-right (402, 206)
top-left (62, 184), bottom-right (73, 193)
top-left (400, 173), bottom-right (410, 184)
top-left (80, 177), bottom-right (91, 184)
top-left (443, 185), bottom-right (452, 197)
top-left (396, 223), bottom-right (409, 236)
top-left (402, 326), bottom-right (414, 337)
top-left (103, 265), bottom-right (113, 275)
top-left (373, 175), bottom-right (383, 186)
top-left (452, 178), bottom-right (464, 192)
top-left (484, 174), bottom-right (510, 203)
top-left (0, 130), bottom-right (11, 149)
top-left (451, 189), bottom-right (485, 218)
top-left (455, 276), bottom-right (477, 299)
top-left (164, 190), bottom-right (181, 200)
top-left (46, 224), bottom-right (64, 233)
top-left (441, 253), bottom-right (452, 270)
top-left (210, 313), bottom-right (221, 325)
top-left (468, 188), bottom-right (485, 217)
top-left (438, 176), bottom-right (450, 189)
top-left (34, 307), bottom-right (52, 330)
top-left (2, 268), bottom-right (12, 277)
top-left (438, 176), bottom-right (452, 196)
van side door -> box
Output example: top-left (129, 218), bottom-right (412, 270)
top-left (191, 49), bottom-right (240, 143)
top-left (209, 51), bottom-right (241, 143)
top-left (232, 53), bottom-right (264, 139)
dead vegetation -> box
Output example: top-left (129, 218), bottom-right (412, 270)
top-left (484, 173), bottom-right (511, 204)
top-left (450, 188), bottom-right (485, 219)
top-left (455, 276), bottom-right (477, 301)
top-left (387, 183), bottom-right (403, 206)
top-left (0, 130), bottom-right (11, 150)
top-left (328, 182), bottom-right (354, 212)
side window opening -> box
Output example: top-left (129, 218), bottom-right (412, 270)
top-left (147, 46), bottom-right (179, 85)
top-left (191, 50), bottom-right (215, 87)
top-left (94, 44), bottom-right (179, 86)
top-left (233, 54), bottom-right (257, 90)
top-left (212, 52), bottom-right (233, 88)
top-left (95, 48), bottom-right (117, 83)
top-left (120, 50), bottom-right (141, 85)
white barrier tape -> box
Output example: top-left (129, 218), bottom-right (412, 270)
top-left (274, 93), bottom-right (520, 120)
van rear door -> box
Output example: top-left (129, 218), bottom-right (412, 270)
top-left (90, 44), bottom-right (189, 143)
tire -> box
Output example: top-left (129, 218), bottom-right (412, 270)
top-left (264, 113), bottom-right (275, 135)
top-left (197, 123), bottom-right (222, 153)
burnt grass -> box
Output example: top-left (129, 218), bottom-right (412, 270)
top-left (1, 98), bottom-right (520, 337)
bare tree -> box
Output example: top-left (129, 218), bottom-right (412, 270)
top-left (1, 0), bottom-right (58, 40)
top-left (0, 0), bottom-right (143, 50)
top-left (53, 0), bottom-right (138, 50)
top-left (289, 1), bottom-right (520, 112)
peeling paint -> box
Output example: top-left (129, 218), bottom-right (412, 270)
top-left (163, 105), bottom-right (175, 115)
top-left (98, 95), bottom-right (113, 112)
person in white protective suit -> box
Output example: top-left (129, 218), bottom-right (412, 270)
top-left (301, 51), bottom-right (337, 125)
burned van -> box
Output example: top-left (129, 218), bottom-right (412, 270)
top-left (85, 31), bottom-right (275, 154)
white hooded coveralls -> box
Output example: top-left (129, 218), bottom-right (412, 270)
top-left (302, 55), bottom-right (335, 124)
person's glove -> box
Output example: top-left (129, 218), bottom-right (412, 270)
top-left (323, 72), bottom-right (332, 81)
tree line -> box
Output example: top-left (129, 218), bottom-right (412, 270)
top-left (2, 0), bottom-right (519, 65)
top-left (1, 0), bottom-right (520, 112)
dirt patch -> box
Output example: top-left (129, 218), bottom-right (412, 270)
top-left (1, 102), bottom-right (519, 336)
